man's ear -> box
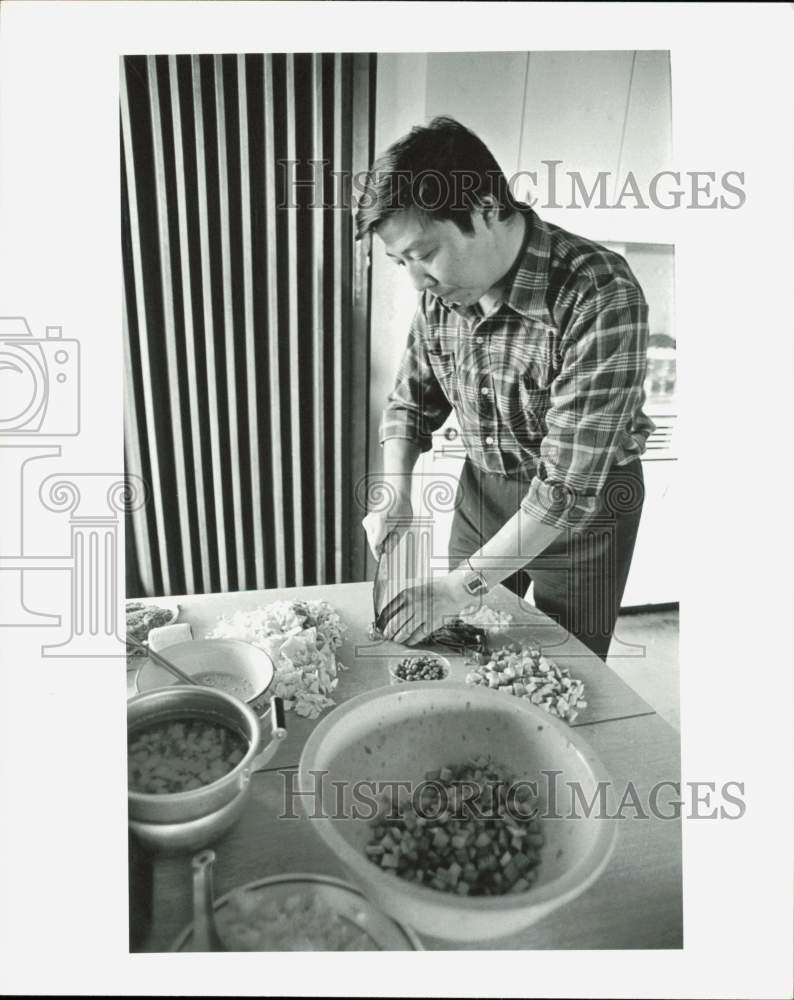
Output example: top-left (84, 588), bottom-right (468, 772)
top-left (476, 195), bottom-right (499, 228)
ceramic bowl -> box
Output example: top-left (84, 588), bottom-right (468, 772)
top-left (135, 638), bottom-right (275, 706)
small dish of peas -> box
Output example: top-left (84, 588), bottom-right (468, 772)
top-left (388, 654), bottom-right (451, 685)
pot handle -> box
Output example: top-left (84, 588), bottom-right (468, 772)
top-left (250, 695), bottom-right (287, 773)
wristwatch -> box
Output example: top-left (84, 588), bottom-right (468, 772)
top-left (462, 558), bottom-right (489, 596)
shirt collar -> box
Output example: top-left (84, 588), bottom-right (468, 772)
top-left (431, 205), bottom-right (554, 326)
top-left (501, 205), bottom-right (554, 326)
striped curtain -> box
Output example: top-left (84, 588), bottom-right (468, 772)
top-left (121, 54), bottom-right (375, 597)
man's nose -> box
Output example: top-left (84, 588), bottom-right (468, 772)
top-left (406, 261), bottom-right (436, 291)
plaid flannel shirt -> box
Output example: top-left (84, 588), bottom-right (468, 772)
top-left (379, 206), bottom-right (656, 530)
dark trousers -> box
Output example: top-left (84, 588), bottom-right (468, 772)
top-left (448, 458), bottom-right (645, 661)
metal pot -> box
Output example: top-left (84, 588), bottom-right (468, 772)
top-left (128, 686), bottom-right (286, 854)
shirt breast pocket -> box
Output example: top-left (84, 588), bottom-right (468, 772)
top-left (492, 322), bottom-right (556, 391)
top-left (502, 330), bottom-right (554, 436)
top-left (516, 329), bottom-right (555, 391)
top-left (427, 352), bottom-right (459, 403)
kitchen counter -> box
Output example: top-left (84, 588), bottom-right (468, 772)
top-left (129, 581), bottom-right (682, 951)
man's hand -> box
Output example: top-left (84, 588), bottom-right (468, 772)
top-left (380, 572), bottom-right (469, 646)
top-left (363, 491), bottom-right (414, 559)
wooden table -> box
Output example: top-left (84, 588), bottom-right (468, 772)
top-left (129, 582), bottom-right (682, 951)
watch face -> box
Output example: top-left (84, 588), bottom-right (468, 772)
top-left (464, 572), bottom-right (488, 596)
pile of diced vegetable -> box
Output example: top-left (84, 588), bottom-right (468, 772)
top-left (128, 717), bottom-right (248, 794)
top-left (206, 600), bottom-right (348, 719)
top-left (215, 889), bottom-right (377, 951)
top-left (364, 758), bottom-right (543, 897)
top-left (466, 643), bottom-right (587, 723)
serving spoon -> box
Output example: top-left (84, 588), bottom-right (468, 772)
top-left (126, 634), bottom-right (197, 686)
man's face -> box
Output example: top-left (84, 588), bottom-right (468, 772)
top-left (376, 206), bottom-right (504, 309)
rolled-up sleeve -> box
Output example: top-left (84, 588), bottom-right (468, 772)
top-left (521, 277), bottom-right (650, 529)
top-left (379, 304), bottom-right (453, 452)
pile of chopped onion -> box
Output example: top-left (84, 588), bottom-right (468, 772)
top-left (206, 600), bottom-right (348, 719)
top-left (466, 643), bottom-right (587, 723)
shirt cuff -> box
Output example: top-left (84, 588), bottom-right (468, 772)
top-left (520, 477), bottom-right (600, 531)
top-left (379, 421), bottom-right (433, 453)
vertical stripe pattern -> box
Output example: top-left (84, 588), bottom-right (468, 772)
top-left (120, 60), bottom-right (172, 595)
top-left (147, 56), bottom-right (196, 595)
top-left (121, 54), bottom-right (374, 596)
top-left (262, 56), bottom-right (287, 586)
top-left (167, 54), bottom-right (212, 593)
top-left (191, 56), bottom-right (229, 592)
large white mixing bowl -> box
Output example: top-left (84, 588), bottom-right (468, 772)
top-left (298, 682), bottom-right (618, 942)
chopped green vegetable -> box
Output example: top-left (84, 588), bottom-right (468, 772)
top-left (394, 656), bottom-right (448, 682)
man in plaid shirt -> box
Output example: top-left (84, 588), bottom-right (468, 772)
top-left (359, 117), bottom-right (654, 661)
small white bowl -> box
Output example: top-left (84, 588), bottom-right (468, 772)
top-left (135, 638), bottom-right (275, 706)
top-left (388, 653), bottom-right (451, 685)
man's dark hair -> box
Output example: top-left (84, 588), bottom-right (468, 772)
top-left (355, 116), bottom-right (521, 240)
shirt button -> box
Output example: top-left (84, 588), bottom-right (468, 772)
top-left (481, 387), bottom-right (490, 396)
top-left (476, 336), bottom-right (484, 345)
top-left (485, 436), bottom-right (494, 445)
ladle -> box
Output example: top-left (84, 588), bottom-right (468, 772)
top-left (127, 634), bottom-right (197, 687)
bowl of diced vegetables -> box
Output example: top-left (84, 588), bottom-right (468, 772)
top-left (388, 653), bottom-right (450, 685)
top-left (171, 872), bottom-right (423, 951)
top-left (127, 685), bottom-right (286, 854)
top-left (297, 682), bottom-right (617, 942)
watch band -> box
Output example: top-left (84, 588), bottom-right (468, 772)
top-left (463, 558), bottom-right (488, 596)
